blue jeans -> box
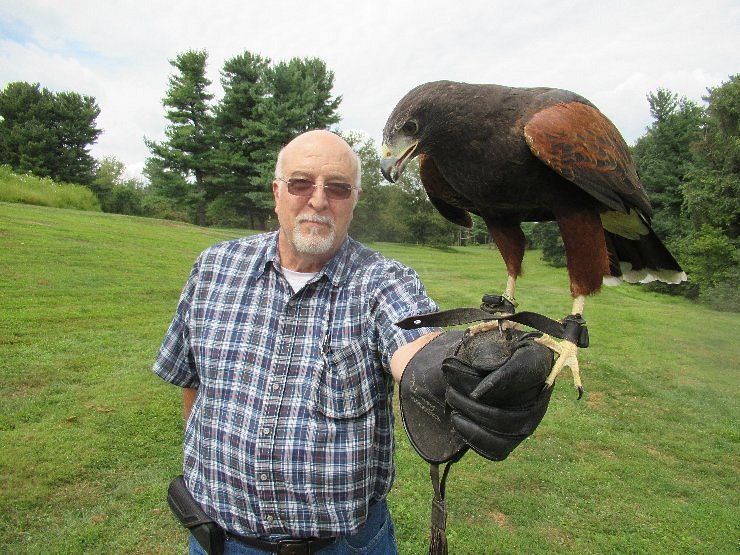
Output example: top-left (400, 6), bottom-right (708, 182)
top-left (189, 500), bottom-right (397, 555)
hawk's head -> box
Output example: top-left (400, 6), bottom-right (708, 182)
top-left (380, 81), bottom-right (458, 182)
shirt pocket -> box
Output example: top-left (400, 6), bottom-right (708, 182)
top-left (310, 336), bottom-right (378, 419)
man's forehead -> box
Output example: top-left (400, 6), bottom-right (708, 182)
top-left (282, 144), bottom-right (357, 179)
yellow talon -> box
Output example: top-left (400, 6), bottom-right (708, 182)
top-left (536, 335), bottom-right (582, 399)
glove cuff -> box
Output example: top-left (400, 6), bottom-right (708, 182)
top-left (399, 330), bottom-right (469, 464)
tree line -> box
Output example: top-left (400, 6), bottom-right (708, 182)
top-left (144, 50), bottom-right (342, 228)
top-left (0, 58), bottom-right (736, 309)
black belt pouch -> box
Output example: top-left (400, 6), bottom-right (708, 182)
top-left (167, 475), bottom-right (225, 555)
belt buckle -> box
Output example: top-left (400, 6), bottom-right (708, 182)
top-left (276, 539), bottom-right (310, 555)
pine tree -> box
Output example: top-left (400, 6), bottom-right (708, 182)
top-left (145, 50), bottom-right (216, 226)
top-left (210, 51), bottom-right (271, 228)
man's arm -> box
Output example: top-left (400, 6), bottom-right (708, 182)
top-left (390, 331), bottom-right (441, 382)
top-left (183, 387), bottom-right (198, 420)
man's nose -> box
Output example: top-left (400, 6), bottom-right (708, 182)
top-left (307, 182), bottom-right (330, 210)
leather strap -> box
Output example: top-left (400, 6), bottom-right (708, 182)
top-left (396, 308), bottom-right (589, 348)
top-left (428, 462), bottom-right (454, 555)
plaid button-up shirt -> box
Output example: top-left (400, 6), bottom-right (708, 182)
top-left (153, 232), bottom-right (438, 538)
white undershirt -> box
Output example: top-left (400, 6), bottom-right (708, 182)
top-left (282, 267), bottom-right (318, 292)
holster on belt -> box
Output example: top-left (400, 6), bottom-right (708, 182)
top-left (167, 475), bottom-right (225, 555)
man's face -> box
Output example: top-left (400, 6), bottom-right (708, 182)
top-left (273, 131), bottom-right (360, 271)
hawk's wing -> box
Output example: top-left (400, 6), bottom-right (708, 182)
top-left (523, 102), bottom-right (652, 217)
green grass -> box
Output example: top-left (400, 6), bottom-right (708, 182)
top-left (0, 165), bottom-right (101, 211)
top-left (1, 202), bottom-right (737, 554)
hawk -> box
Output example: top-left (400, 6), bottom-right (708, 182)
top-left (381, 80), bottom-right (686, 397)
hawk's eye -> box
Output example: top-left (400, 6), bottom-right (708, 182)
top-left (402, 120), bottom-right (419, 135)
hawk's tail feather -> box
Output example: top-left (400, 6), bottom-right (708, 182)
top-left (603, 229), bottom-right (687, 285)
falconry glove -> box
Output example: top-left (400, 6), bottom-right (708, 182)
top-left (399, 327), bottom-right (554, 554)
top-left (443, 328), bottom-right (554, 460)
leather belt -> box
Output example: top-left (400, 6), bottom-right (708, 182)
top-left (228, 533), bottom-right (337, 554)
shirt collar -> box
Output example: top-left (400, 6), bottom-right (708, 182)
top-left (318, 237), bottom-right (352, 287)
top-left (241, 231), bottom-right (275, 281)
top-left (256, 231), bottom-right (352, 288)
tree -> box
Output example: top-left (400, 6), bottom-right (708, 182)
top-left (647, 88), bottom-right (679, 123)
top-left (248, 57), bottom-right (342, 186)
top-left (210, 51), bottom-right (271, 229)
top-left (702, 74), bottom-right (740, 175)
top-left (211, 55), bottom-right (342, 229)
top-left (678, 76), bottom-right (740, 309)
top-left (345, 131), bottom-right (384, 241)
top-left (141, 156), bottom-right (192, 222)
top-left (400, 173), bottom-right (458, 246)
top-left (681, 166), bottom-right (739, 240)
top-left (91, 156), bottom-right (146, 215)
top-left (0, 81), bottom-right (101, 185)
top-left (91, 156), bottom-right (126, 206)
top-left (530, 221), bottom-right (566, 267)
top-left (632, 78), bottom-right (739, 308)
top-left (631, 89), bottom-right (705, 244)
top-left (145, 50), bottom-right (216, 226)
top-left (146, 50), bottom-right (343, 229)
top-left (688, 74), bottom-right (740, 239)
top-left (345, 131), bottom-right (461, 246)
top-left (470, 215), bottom-right (492, 245)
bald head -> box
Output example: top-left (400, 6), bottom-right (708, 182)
top-left (275, 130), bottom-right (362, 187)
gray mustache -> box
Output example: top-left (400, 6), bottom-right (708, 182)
top-left (296, 215), bottom-right (335, 229)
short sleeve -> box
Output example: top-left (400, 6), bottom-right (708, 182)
top-left (370, 263), bottom-right (439, 371)
top-left (152, 260), bottom-right (201, 388)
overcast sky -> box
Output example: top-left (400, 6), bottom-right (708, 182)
top-left (1, 0), bottom-right (737, 180)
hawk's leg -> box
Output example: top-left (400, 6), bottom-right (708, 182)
top-left (467, 223), bottom-right (526, 335)
top-left (468, 275), bottom-right (518, 335)
top-left (536, 295), bottom-right (586, 399)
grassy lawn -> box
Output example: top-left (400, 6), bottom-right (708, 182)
top-left (1, 201), bottom-right (737, 554)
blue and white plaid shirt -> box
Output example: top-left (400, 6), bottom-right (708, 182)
top-left (153, 232), bottom-right (438, 538)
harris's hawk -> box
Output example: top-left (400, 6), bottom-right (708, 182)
top-left (380, 80), bottom-right (686, 397)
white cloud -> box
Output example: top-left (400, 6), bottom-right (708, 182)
top-left (0, 0), bottom-right (737, 179)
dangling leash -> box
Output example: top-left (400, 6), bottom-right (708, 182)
top-left (428, 459), bottom-right (460, 555)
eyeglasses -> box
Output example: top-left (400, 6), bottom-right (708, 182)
top-left (278, 178), bottom-right (360, 201)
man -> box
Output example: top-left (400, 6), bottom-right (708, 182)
top-left (154, 130), bottom-right (442, 554)
top-left (156, 129), bottom-right (555, 554)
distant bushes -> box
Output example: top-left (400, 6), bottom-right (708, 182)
top-left (0, 165), bottom-right (101, 211)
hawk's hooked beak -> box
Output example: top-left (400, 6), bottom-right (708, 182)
top-left (380, 139), bottom-right (418, 183)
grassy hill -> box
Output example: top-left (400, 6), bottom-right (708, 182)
top-left (0, 201), bottom-right (737, 553)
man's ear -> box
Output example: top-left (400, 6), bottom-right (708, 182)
top-left (272, 180), bottom-right (282, 217)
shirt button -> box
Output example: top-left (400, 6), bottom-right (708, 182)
top-left (262, 428), bottom-right (271, 436)
top-left (272, 383), bottom-right (280, 392)
top-left (260, 473), bottom-right (268, 481)
top-left (266, 515), bottom-right (274, 523)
